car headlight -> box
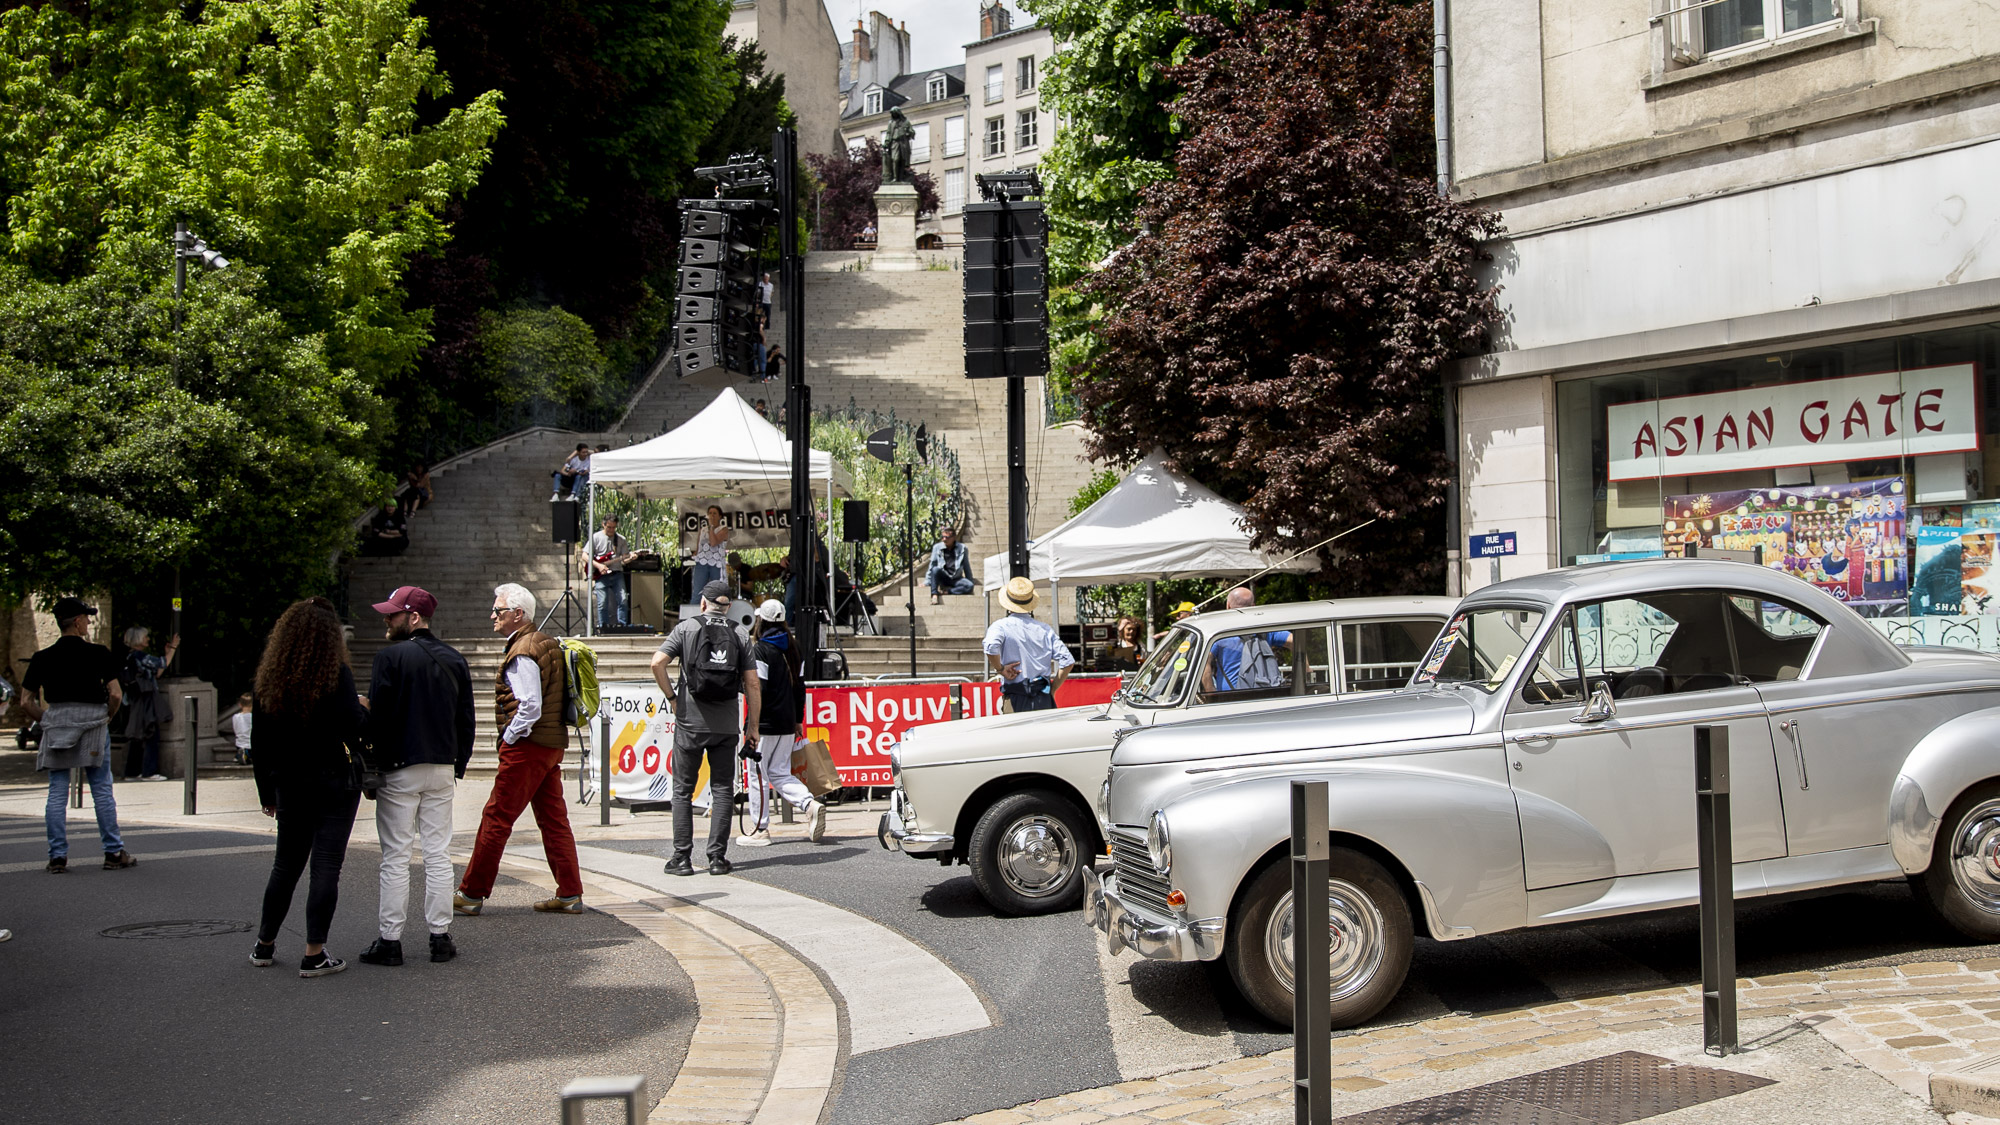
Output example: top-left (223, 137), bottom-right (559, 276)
top-left (889, 741), bottom-right (902, 779)
top-left (1097, 777), bottom-right (1112, 823)
top-left (1147, 810), bottom-right (1172, 877)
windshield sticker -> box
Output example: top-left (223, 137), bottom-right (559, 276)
top-left (1173, 658), bottom-right (1189, 671)
top-left (1419, 628), bottom-right (1460, 678)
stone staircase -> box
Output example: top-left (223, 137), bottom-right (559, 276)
top-left (344, 263), bottom-right (1099, 668)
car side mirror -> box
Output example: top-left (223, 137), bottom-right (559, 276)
top-left (1570, 681), bottom-right (1615, 725)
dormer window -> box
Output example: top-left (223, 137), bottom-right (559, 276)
top-left (864, 87), bottom-right (883, 115)
top-left (927, 73), bottom-right (948, 102)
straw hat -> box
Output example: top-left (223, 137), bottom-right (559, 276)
top-left (1000, 576), bottom-right (1039, 613)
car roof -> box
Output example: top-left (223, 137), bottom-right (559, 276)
top-left (1181, 596), bottom-right (1457, 632)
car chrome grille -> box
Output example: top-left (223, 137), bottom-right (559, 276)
top-left (1109, 828), bottom-right (1173, 917)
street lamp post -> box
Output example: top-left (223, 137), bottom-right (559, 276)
top-left (167, 221), bottom-right (230, 673)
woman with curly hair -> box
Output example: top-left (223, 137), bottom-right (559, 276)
top-left (249, 597), bottom-right (368, 978)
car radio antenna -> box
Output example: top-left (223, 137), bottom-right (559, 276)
top-left (1187, 519), bottom-right (1379, 613)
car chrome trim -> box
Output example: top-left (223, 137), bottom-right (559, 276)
top-left (910, 744), bottom-right (1106, 770)
top-left (1181, 734), bottom-right (1507, 775)
top-left (1778, 719), bottom-right (1809, 790)
top-left (1083, 867), bottom-right (1223, 961)
top-left (1506, 705), bottom-right (1769, 742)
top-left (1765, 682), bottom-right (2000, 715)
top-left (1890, 773), bottom-right (1940, 873)
top-left (898, 832), bottom-right (956, 856)
top-left (1527, 845), bottom-right (1901, 924)
top-left (881, 787), bottom-right (956, 856)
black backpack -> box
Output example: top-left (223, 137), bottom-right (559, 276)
top-left (684, 618), bottom-right (744, 703)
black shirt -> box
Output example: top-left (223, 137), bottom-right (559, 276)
top-left (23, 636), bottom-right (122, 705)
top-left (366, 630), bottom-right (475, 775)
top-left (252, 664), bottom-right (368, 808)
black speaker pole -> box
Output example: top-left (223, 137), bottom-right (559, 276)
top-left (1008, 370), bottom-right (1028, 580)
top-left (905, 463), bottom-right (917, 677)
top-left (776, 126), bottom-right (820, 678)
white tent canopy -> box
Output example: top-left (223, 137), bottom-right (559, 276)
top-left (587, 387), bottom-right (851, 503)
top-left (982, 451), bottom-right (1315, 590)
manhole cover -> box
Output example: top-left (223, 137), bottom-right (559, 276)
top-left (100, 920), bottom-right (252, 940)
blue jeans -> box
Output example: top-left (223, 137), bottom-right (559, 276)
top-left (594, 572), bottom-right (629, 628)
top-left (46, 756), bottom-right (124, 860)
top-left (928, 567), bottom-right (975, 596)
top-left (691, 563), bottom-right (723, 599)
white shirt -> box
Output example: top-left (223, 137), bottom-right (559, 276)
top-left (231, 711), bottom-right (253, 750)
top-left (982, 612), bottom-right (1073, 682)
top-left (502, 648), bottom-right (542, 745)
top-left (759, 280), bottom-right (773, 304)
top-left (588, 529), bottom-right (628, 574)
top-left (694, 525), bottom-right (729, 567)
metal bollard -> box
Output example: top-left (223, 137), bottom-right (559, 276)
top-left (183, 695), bottom-right (198, 816)
top-left (558, 1075), bottom-right (648, 1125)
top-left (1291, 779), bottom-right (1331, 1125)
top-left (1695, 724), bottom-right (1737, 1055)
top-left (598, 710), bottom-right (612, 827)
top-left (71, 759), bottom-right (84, 808)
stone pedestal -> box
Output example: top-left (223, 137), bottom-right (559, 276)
top-left (160, 676), bottom-right (222, 777)
top-left (870, 182), bottom-right (923, 271)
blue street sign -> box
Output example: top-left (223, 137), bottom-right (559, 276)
top-left (1470, 532), bottom-right (1518, 559)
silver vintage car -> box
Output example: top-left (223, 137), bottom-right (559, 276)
top-left (1086, 559), bottom-right (2000, 1027)
top-left (883, 598), bottom-right (1453, 915)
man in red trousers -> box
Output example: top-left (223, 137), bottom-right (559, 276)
top-left (453, 582), bottom-right (584, 917)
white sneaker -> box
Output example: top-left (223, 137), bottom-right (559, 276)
top-left (550, 492), bottom-right (563, 502)
top-left (142, 774), bottom-right (170, 782)
top-left (736, 831), bottom-right (772, 847)
top-left (807, 800), bottom-right (827, 843)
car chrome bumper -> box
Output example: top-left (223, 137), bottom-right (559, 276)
top-left (878, 787), bottom-right (955, 857)
top-left (1081, 866), bottom-right (1223, 962)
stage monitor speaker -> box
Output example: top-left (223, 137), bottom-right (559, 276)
top-left (551, 498), bottom-right (581, 544)
top-left (842, 500), bottom-right (872, 542)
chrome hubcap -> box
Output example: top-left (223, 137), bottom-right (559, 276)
top-left (1950, 798), bottom-right (2000, 914)
top-left (1269, 880), bottom-right (1387, 1002)
top-left (997, 814), bottom-right (1077, 898)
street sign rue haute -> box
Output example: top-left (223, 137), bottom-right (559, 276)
top-left (1470, 532), bottom-right (1518, 559)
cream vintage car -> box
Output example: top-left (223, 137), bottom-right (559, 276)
top-left (880, 598), bottom-right (1454, 915)
top-left (1088, 559), bottom-right (2000, 1028)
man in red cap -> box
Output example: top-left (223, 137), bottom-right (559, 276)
top-left (358, 587), bottom-right (474, 968)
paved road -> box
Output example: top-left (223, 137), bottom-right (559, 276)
top-left (0, 816), bottom-right (697, 1125)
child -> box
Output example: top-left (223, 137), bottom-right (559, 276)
top-left (230, 692), bottom-right (254, 765)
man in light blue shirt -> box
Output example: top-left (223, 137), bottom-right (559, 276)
top-left (927, 526), bottom-right (974, 603)
top-left (1206, 587), bottom-right (1290, 692)
top-left (983, 577), bottom-right (1074, 713)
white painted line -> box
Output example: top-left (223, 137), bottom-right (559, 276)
top-left (0, 844), bottom-right (268, 874)
top-left (556, 843), bottom-right (992, 1055)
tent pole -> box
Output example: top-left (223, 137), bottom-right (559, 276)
top-left (1145, 580), bottom-right (1154, 651)
top-left (585, 484), bottom-right (596, 638)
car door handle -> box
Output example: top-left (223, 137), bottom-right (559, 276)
top-left (1509, 733), bottom-right (1556, 745)
top-left (1778, 719), bottom-right (1810, 791)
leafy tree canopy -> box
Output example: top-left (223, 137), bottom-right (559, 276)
top-left (1076, 0), bottom-right (1499, 592)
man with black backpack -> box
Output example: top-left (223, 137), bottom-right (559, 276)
top-left (650, 580), bottom-right (761, 876)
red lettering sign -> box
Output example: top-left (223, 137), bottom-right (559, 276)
top-left (803, 678), bottom-right (1124, 785)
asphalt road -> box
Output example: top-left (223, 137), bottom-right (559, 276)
top-left (0, 815), bottom-right (698, 1125)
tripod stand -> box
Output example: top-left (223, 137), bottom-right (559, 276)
top-left (542, 516), bottom-right (588, 636)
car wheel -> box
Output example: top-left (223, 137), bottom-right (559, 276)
top-left (968, 790), bottom-right (1089, 916)
top-left (1915, 781), bottom-right (2000, 942)
top-left (1225, 849), bottom-right (1413, 1029)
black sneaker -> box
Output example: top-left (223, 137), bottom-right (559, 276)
top-left (102, 851), bottom-right (138, 870)
top-left (46, 857), bottom-right (66, 875)
top-left (358, 939), bottom-right (403, 967)
top-left (664, 855), bottom-right (695, 877)
top-left (299, 952), bottom-right (347, 978)
top-left (250, 941), bottom-right (276, 967)
top-left (429, 933), bottom-right (457, 963)
top-left (708, 856), bottom-right (733, 876)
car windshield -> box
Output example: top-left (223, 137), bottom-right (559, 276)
top-left (1124, 626), bottom-right (1201, 706)
top-left (1413, 606), bottom-right (1546, 692)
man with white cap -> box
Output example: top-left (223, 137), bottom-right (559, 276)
top-left (651, 580), bottom-right (761, 875)
top-left (983, 577), bottom-right (1074, 713)
top-left (738, 599), bottom-right (824, 846)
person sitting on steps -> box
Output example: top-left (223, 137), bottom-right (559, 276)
top-left (926, 526), bottom-right (974, 604)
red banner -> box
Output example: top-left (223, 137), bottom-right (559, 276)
top-left (802, 677), bottom-right (1123, 785)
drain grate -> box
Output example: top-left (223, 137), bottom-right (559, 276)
top-left (1332, 1051), bottom-right (1774, 1125)
top-left (100, 920), bottom-right (252, 940)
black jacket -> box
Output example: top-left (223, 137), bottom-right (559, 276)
top-left (754, 631), bottom-right (806, 735)
top-left (366, 630), bottom-right (475, 776)
top-left (252, 664), bottom-right (368, 808)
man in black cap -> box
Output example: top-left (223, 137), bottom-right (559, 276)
top-left (19, 597), bottom-right (138, 873)
top-left (649, 580), bottom-right (760, 875)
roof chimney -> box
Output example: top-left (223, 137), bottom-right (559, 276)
top-left (979, 0), bottom-right (1013, 40)
top-left (854, 19), bottom-right (871, 62)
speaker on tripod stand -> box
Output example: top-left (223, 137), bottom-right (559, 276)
top-left (542, 498), bottom-right (588, 635)
top-left (836, 500), bottom-right (876, 635)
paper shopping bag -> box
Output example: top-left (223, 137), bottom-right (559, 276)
top-left (792, 738), bottom-right (842, 796)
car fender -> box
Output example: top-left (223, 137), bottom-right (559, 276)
top-left (1891, 706), bottom-right (2000, 872)
top-left (1152, 749), bottom-right (1526, 946)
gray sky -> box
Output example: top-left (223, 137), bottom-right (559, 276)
top-left (820, 1), bottom-right (997, 73)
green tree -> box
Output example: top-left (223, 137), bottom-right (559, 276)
top-left (0, 238), bottom-right (380, 683)
top-left (478, 305), bottom-right (608, 408)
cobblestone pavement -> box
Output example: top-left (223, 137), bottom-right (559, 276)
top-left (935, 960), bottom-right (2000, 1125)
